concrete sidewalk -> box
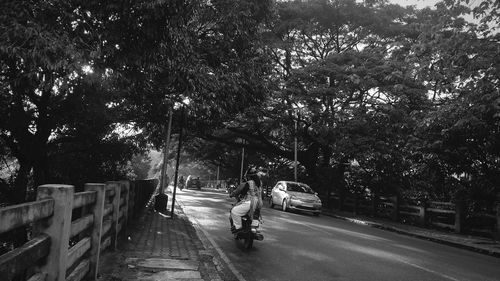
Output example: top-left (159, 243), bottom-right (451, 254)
top-left (97, 202), bottom-right (224, 281)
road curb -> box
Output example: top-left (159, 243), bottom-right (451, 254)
top-left (175, 198), bottom-right (245, 281)
top-left (322, 212), bottom-right (500, 259)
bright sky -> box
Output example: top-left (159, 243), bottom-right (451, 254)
top-left (390, 0), bottom-right (440, 8)
top-left (390, 0), bottom-right (483, 24)
top-left (391, 0), bottom-right (482, 11)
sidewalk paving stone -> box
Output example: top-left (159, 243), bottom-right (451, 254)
top-left (138, 270), bottom-right (202, 281)
top-left (97, 202), bottom-right (224, 281)
top-left (126, 258), bottom-right (199, 271)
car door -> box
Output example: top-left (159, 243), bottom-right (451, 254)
top-left (271, 182), bottom-right (282, 205)
top-left (280, 183), bottom-right (289, 203)
top-left (271, 183), bottom-right (279, 205)
top-left (274, 182), bottom-right (286, 205)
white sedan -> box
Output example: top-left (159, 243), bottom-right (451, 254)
top-left (270, 181), bottom-right (322, 216)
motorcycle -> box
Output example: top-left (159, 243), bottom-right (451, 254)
top-left (228, 180), bottom-right (265, 249)
top-left (229, 209), bottom-right (263, 249)
top-left (227, 183), bottom-right (236, 194)
top-left (229, 195), bottom-right (264, 249)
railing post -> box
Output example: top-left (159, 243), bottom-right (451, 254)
top-left (454, 200), bottom-right (465, 234)
top-left (495, 202), bottom-right (500, 240)
top-left (114, 181), bottom-right (122, 250)
top-left (391, 195), bottom-right (400, 222)
top-left (106, 181), bottom-right (121, 251)
top-left (134, 180), bottom-right (140, 215)
top-left (338, 192), bottom-right (344, 211)
top-left (129, 181), bottom-right (136, 219)
top-left (371, 194), bottom-right (378, 217)
top-left (353, 193), bottom-right (359, 215)
top-left (84, 183), bottom-right (106, 280)
top-left (35, 185), bottom-right (74, 281)
top-left (134, 180), bottom-right (142, 213)
top-left (120, 181), bottom-right (130, 231)
top-left (419, 200), bottom-right (427, 226)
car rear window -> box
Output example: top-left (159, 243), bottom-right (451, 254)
top-left (287, 183), bottom-right (314, 194)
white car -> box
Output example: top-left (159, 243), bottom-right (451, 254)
top-left (270, 181), bottom-right (322, 216)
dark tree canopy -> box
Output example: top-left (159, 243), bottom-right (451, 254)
top-left (0, 0), bottom-right (274, 203)
top-left (0, 0), bottom-right (499, 212)
top-left (184, 0), bottom-right (500, 209)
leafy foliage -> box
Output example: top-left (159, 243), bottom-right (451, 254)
top-left (0, 0), bottom-right (274, 203)
top-left (185, 0), bottom-right (500, 211)
top-left (1, 0), bottom-right (498, 211)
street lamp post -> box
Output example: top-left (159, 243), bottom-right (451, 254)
top-left (171, 106), bottom-right (185, 218)
top-left (240, 143), bottom-right (245, 184)
top-left (159, 108), bottom-right (173, 194)
top-left (294, 117), bottom-right (297, 182)
top-left (216, 165), bottom-right (220, 187)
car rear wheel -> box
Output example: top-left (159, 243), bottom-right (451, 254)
top-left (282, 199), bottom-right (288, 212)
top-left (270, 196), bottom-right (275, 208)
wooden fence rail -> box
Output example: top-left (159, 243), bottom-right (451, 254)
top-left (0, 179), bottom-right (157, 281)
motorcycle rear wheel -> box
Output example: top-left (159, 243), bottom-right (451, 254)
top-left (244, 237), bottom-right (254, 249)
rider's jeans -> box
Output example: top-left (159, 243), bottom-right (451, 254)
top-left (231, 200), bottom-right (251, 229)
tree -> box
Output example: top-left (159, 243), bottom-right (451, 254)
top-left (185, 0), bottom-right (500, 210)
top-left (129, 153), bottom-right (152, 180)
top-left (400, 0), bottom-right (500, 205)
top-left (0, 0), bottom-right (275, 203)
top-left (0, 0), bottom-right (108, 202)
top-left (190, 0), bottom-right (427, 194)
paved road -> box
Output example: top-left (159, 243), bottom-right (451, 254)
top-left (176, 189), bottom-right (500, 281)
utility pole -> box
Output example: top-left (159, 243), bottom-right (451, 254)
top-left (215, 165), bottom-right (219, 189)
top-left (294, 118), bottom-right (298, 182)
top-left (171, 106), bottom-right (185, 218)
top-left (155, 108), bottom-right (172, 214)
top-left (240, 142), bottom-right (245, 184)
top-left (159, 108), bottom-right (173, 194)
top-left (216, 165), bottom-right (220, 186)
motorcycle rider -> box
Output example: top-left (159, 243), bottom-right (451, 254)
top-left (230, 166), bottom-right (264, 233)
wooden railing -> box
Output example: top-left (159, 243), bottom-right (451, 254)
top-left (204, 180), bottom-right (227, 189)
top-left (0, 179), bottom-right (157, 281)
top-left (326, 194), bottom-right (500, 238)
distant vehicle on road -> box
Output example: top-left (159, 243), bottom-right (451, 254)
top-left (270, 181), bottom-right (322, 216)
top-left (226, 178), bottom-right (238, 194)
top-left (186, 176), bottom-right (201, 190)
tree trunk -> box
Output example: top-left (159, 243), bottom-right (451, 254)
top-left (12, 162), bottom-right (31, 204)
top-left (301, 141), bottom-right (320, 173)
top-left (32, 148), bottom-right (49, 189)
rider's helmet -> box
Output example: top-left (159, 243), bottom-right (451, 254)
top-left (244, 166), bottom-right (264, 187)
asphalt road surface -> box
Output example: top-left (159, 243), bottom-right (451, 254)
top-left (176, 189), bottom-right (500, 281)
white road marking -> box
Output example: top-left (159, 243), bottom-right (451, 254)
top-left (398, 260), bottom-right (461, 281)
